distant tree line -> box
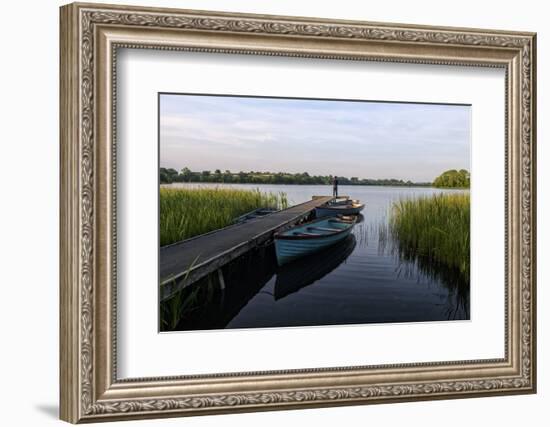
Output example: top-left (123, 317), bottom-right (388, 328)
top-left (160, 167), bottom-right (432, 187)
top-left (433, 169), bottom-right (470, 188)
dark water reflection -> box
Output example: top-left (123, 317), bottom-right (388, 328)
top-left (274, 234), bottom-right (357, 300)
top-left (170, 184), bottom-right (470, 331)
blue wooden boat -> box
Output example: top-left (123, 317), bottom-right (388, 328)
top-left (315, 201), bottom-right (365, 217)
top-left (274, 216), bottom-right (356, 266)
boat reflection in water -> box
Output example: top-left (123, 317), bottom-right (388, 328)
top-left (274, 234), bottom-right (357, 300)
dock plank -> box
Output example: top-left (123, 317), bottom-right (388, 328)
top-left (160, 196), bottom-right (334, 301)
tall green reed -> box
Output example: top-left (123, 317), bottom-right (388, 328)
top-left (160, 187), bottom-right (288, 246)
top-left (389, 193), bottom-right (470, 278)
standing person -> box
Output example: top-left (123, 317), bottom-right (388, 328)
top-left (333, 176), bottom-right (339, 197)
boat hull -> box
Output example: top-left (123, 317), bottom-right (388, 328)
top-left (274, 218), bottom-right (355, 266)
top-left (315, 203), bottom-right (365, 217)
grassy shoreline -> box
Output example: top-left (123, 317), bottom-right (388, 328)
top-left (160, 187), bottom-right (288, 246)
top-left (389, 193), bottom-right (470, 277)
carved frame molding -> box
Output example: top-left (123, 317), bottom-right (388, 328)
top-left (60, 2), bottom-right (536, 423)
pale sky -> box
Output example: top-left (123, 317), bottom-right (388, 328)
top-left (159, 93), bottom-right (470, 182)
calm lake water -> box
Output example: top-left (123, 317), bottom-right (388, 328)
top-left (164, 184), bottom-right (470, 330)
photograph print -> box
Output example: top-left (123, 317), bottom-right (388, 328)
top-left (159, 93), bottom-right (471, 332)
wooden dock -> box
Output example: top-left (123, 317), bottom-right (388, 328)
top-left (160, 196), bottom-right (335, 301)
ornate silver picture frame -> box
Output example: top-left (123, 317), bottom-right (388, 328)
top-left (60, 2), bottom-right (536, 423)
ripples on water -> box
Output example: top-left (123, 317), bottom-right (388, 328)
top-left (165, 184), bottom-right (470, 331)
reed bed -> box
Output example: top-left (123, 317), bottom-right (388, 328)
top-left (160, 187), bottom-right (288, 246)
top-left (389, 193), bottom-right (470, 277)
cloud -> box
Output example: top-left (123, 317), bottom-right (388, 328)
top-left (159, 94), bottom-right (470, 181)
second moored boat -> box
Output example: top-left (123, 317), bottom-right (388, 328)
top-left (315, 199), bottom-right (365, 217)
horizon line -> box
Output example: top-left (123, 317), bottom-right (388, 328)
top-left (158, 166), bottom-right (471, 183)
